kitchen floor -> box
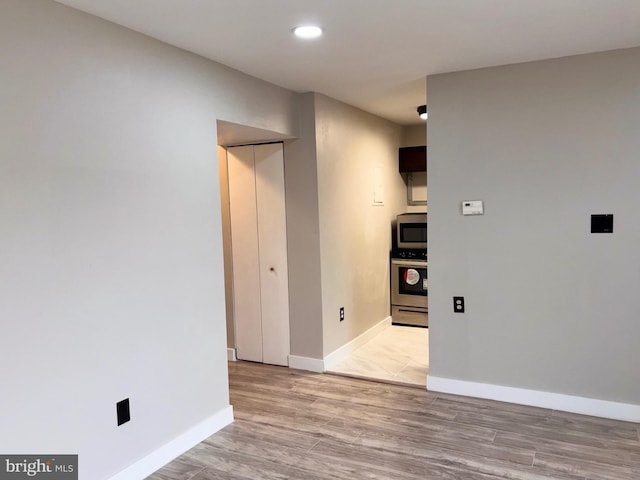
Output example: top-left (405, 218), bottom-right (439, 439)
top-left (326, 324), bottom-right (428, 387)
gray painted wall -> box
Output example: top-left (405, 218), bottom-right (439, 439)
top-left (428, 47), bottom-right (640, 404)
top-left (0, 1), bottom-right (297, 478)
top-left (283, 94), bottom-right (325, 359)
top-left (314, 94), bottom-right (407, 356)
top-left (401, 124), bottom-right (428, 147)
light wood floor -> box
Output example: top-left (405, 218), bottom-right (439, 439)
top-left (148, 361), bottom-right (640, 480)
top-left (327, 325), bottom-right (428, 387)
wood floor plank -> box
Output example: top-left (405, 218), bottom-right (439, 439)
top-left (181, 442), bottom-right (292, 480)
top-left (316, 436), bottom-right (579, 480)
top-left (432, 391), bottom-right (554, 418)
top-left (316, 391), bottom-right (448, 425)
top-left (452, 409), bottom-right (639, 449)
top-left (146, 361), bottom-right (640, 480)
top-left (292, 436), bottom-right (524, 480)
top-left (248, 413), bottom-right (361, 444)
top-left (320, 399), bottom-right (498, 445)
top-left (202, 425), bottom-right (310, 467)
top-left (222, 415), bottom-right (360, 447)
top-left (533, 451), bottom-right (640, 480)
top-left (188, 469), bottom-right (238, 480)
top-left (549, 409), bottom-right (640, 439)
top-left (145, 457), bottom-right (205, 480)
top-left (494, 431), bottom-right (640, 468)
top-left (355, 426), bottom-right (534, 467)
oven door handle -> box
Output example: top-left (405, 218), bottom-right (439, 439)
top-left (391, 259), bottom-right (428, 267)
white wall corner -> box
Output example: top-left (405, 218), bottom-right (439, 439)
top-left (107, 405), bottom-right (234, 480)
top-left (227, 348), bottom-right (237, 362)
top-left (288, 355), bottom-right (325, 373)
top-left (323, 316), bottom-right (392, 370)
top-left (427, 375), bottom-right (640, 423)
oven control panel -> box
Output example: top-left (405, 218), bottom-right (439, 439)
top-left (391, 249), bottom-right (427, 260)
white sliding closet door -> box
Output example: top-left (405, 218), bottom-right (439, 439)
top-left (227, 143), bottom-right (290, 366)
top-left (254, 143), bottom-right (290, 366)
top-left (227, 145), bottom-right (263, 363)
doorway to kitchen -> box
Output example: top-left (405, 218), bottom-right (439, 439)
top-left (326, 152), bottom-right (428, 388)
top-left (219, 116), bottom-right (429, 388)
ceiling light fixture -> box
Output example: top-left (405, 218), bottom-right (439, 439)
top-left (293, 25), bottom-right (323, 39)
top-left (417, 105), bottom-right (428, 120)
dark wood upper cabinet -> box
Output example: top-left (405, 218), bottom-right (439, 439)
top-left (399, 146), bottom-right (426, 173)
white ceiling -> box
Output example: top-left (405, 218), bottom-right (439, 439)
top-left (55, 0), bottom-right (640, 125)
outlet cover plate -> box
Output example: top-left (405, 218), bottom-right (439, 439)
top-left (591, 214), bottom-right (613, 233)
top-left (117, 398), bottom-right (130, 426)
top-left (453, 296), bottom-right (465, 313)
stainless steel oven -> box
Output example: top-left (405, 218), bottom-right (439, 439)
top-left (391, 258), bottom-right (428, 327)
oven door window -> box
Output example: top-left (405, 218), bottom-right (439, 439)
top-left (398, 267), bottom-right (427, 296)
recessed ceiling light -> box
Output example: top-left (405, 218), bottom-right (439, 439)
top-left (293, 25), bottom-right (323, 39)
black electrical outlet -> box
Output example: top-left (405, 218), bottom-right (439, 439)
top-left (117, 398), bottom-right (130, 426)
top-left (453, 297), bottom-right (465, 313)
top-left (340, 307), bottom-right (345, 322)
top-left (591, 214), bottom-right (613, 233)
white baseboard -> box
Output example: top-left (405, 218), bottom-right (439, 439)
top-left (324, 316), bottom-right (392, 370)
top-left (288, 355), bottom-right (325, 373)
top-left (108, 405), bottom-right (234, 480)
top-left (427, 375), bottom-right (640, 423)
top-left (227, 348), bottom-right (237, 362)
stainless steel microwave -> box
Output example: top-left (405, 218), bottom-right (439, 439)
top-left (397, 213), bottom-right (427, 249)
